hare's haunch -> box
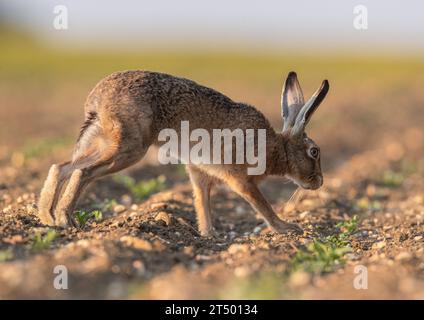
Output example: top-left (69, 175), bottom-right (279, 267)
top-left (38, 71), bottom-right (329, 236)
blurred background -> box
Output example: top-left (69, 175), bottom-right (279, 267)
top-left (0, 0), bottom-right (423, 168)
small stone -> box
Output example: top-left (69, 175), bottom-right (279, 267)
top-left (155, 211), bottom-right (171, 226)
top-left (111, 265), bottom-right (120, 273)
top-left (299, 211), bottom-right (309, 219)
top-left (253, 226), bottom-right (262, 234)
top-left (395, 252), bottom-right (412, 261)
top-left (120, 236), bottom-right (153, 251)
top-left (228, 231), bottom-right (237, 240)
top-left (373, 241), bottom-right (386, 249)
top-left (2, 205), bottom-right (12, 214)
top-left (121, 194), bottom-right (132, 206)
top-left (228, 243), bottom-right (249, 255)
top-left (132, 260), bottom-right (146, 276)
top-left (3, 235), bottom-right (23, 244)
top-left (113, 204), bottom-right (126, 214)
top-left (196, 254), bottom-right (213, 261)
top-left (152, 240), bottom-right (166, 251)
top-left (289, 271), bottom-right (311, 288)
top-left (234, 266), bottom-right (251, 278)
top-left (183, 246), bottom-right (195, 256)
top-left (414, 235), bottom-right (422, 241)
top-left (235, 206), bottom-right (245, 215)
top-left (26, 203), bottom-right (37, 215)
top-left (130, 204), bottom-right (138, 211)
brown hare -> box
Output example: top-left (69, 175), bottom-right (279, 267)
top-left (38, 70), bottom-right (329, 236)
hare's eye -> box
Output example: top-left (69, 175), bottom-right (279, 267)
top-left (309, 147), bottom-right (319, 159)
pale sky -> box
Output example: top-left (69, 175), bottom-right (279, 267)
top-left (1, 0), bottom-right (423, 52)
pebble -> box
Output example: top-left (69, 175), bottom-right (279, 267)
top-left (289, 271), bottom-right (311, 288)
top-left (155, 211), bottom-right (171, 226)
top-left (372, 241), bottom-right (386, 249)
top-left (253, 226), bottom-right (263, 234)
top-left (121, 194), bottom-right (132, 206)
top-left (299, 211), bottom-right (309, 219)
top-left (196, 255), bottom-right (213, 261)
top-left (120, 236), bottom-right (153, 251)
top-left (227, 231), bottom-right (237, 240)
top-left (113, 204), bottom-right (126, 214)
top-left (234, 266), bottom-right (251, 278)
top-left (228, 243), bottom-right (249, 255)
top-left (395, 252), bottom-right (412, 261)
top-left (235, 206), bottom-right (246, 215)
top-left (414, 235), bottom-right (422, 241)
top-left (183, 246), bottom-right (194, 256)
top-left (2, 205), bottom-right (12, 214)
top-left (3, 235), bottom-right (23, 244)
top-left (132, 260), bottom-right (146, 276)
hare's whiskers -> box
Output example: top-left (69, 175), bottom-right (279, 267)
top-left (287, 187), bottom-right (302, 206)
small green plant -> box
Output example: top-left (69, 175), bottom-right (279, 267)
top-left (31, 229), bottom-right (57, 252)
top-left (326, 215), bottom-right (359, 247)
top-left (380, 170), bottom-right (404, 187)
top-left (356, 197), bottom-right (382, 211)
top-left (115, 175), bottom-right (166, 200)
top-left (75, 209), bottom-right (103, 227)
top-left (0, 249), bottom-right (13, 262)
top-left (289, 240), bottom-right (351, 274)
top-left (289, 216), bottom-right (358, 274)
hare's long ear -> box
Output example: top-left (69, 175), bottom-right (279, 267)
top-left (281, 71), bottom-right (304, 132)
top-left (292, 79), bottom-right (329, 135)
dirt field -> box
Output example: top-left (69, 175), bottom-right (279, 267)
top-left (0, 39), bottom-right (423, 298)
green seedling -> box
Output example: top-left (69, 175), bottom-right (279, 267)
top-left (356, 197), bottom-right (382, 211)
top-left (115, 175), bottom-right (166, 201)
top-left (289, 216), bottom-right (358, 274)
top-left (31, 229), bottom-right (57, 252)
top-left (381, 170), bottom-right (404, 187)
top-left (75, 209), bottom-right (103, 227)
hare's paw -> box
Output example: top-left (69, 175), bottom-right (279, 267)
top-left (270, 220), bottom-right (303, 235)
top-left (199, 226), bottom-right (217, 238)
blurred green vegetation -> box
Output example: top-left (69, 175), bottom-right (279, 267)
top-left (114, 175), bottom-right (166, 201)
top-left (2, 29), bottom-right (424, 88)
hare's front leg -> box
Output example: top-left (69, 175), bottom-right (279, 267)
top-left (187, 166), bottom-right (214, 237)
top-left (227, 178), bottom-right (302, 234)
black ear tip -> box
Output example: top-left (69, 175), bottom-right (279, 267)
top-left (288, 71), bottom-right (297, 79)
top-left (322, 79), bottom-right (330, 90)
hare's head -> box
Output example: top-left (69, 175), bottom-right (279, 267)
top-left (280, 72), bottom-right (329, 190)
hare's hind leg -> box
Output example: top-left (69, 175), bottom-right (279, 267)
top-left (38, 161), bottom-right (73, 225)
top-left (52, 146), bottom-right (148, 227)
top-left (38, 112), bottom-right (151, 226)
top-left (187, 166), bottom-right (214, 236)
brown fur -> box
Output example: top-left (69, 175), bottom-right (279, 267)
top-left (37, 70), bottom-right (329, 236)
